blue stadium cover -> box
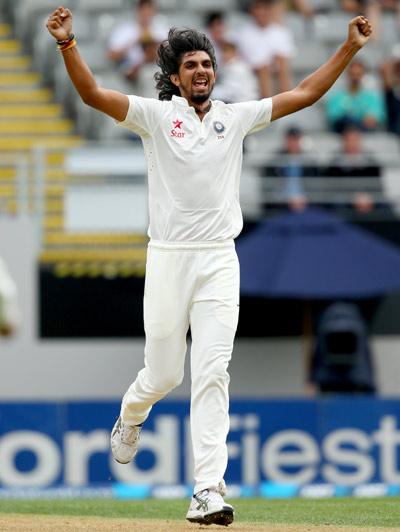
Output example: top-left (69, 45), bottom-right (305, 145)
top-left (237, 208), bottom-right (400, 299)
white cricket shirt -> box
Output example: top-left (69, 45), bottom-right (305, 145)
top-left (117, 94), bottom-right (272, 242)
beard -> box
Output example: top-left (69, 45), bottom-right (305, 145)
top-left (190, 83), bottom-right (213, 103)
top-left (191, 91), bottom-right (211, 103)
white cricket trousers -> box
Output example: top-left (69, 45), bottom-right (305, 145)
top-left (120, 239), bottom-right (240, 493)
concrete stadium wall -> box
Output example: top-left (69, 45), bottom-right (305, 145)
top-left (1, 217), bottom-right (400, 400)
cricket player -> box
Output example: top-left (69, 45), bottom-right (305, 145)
top-left (46, 7), bottom-right (371, 526)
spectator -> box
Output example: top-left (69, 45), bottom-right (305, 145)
top-left (204, 11), bottom-right (227, 66)
top-left (107, 0), bottom-right (168, 71)
top-left (212, 40), bottom-right (259, 103)
top-left (262, 126), bottom-right (319, 210)
top-left (239, 0), bottom-right (314, 17)
top-left (289, 0), bottom-right (314, 17)
top-left (326, 59), bottom-right (386, 132)
top-left (126, 35), bottom-right (159, 98)
top-left (0, 256), bottom-right (19, 337)
top-left (237, 0), bottom-right (296, 97)
top-left (381, 55), bottom-right (400, 136)
top-left (340, 0), bottom-right (400, 42)
top-left (326, 123), bottom-right (382, 213)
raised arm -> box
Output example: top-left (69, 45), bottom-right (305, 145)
top-left (46, 7), bottom-right (129, 122)
top-left (271, 16), bottom-right (372, 121)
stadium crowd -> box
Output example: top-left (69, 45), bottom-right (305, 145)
top-left (100, 0), bottom-right (400, 215)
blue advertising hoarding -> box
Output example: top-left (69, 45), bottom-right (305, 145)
top-left (1, 399), bottom-right (400, 490)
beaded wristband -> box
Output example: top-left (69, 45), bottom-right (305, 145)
top-left (56, 33), bottom-right (74, 46)
top-left (58, 39), bottom-right (77, 52)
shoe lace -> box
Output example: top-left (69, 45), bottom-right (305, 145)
top-left (120, 423), bottom-right (140, 444)
top-left (194, 490), bottom-right (211, 511)
top-left (217, 480), bottom-right (227, 497)
top-left (194, 482), bottom-right (226, 510)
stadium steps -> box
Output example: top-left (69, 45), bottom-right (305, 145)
top-left (0, 120), bottom-right (74, 134)
top-left (0, 88), bottom-right (54, 102)
top-left (0, 21), bottom-right (82, 225)
top-left (0, 39), bottom-right (21, 54)
top-left (0, 23), bottom-right (11, 38)
top-left (0, 72), bottom-right (41, 86)
top-left (0, 56), bottom-right (31, 69)
top-left (1, 104), bottom-right (63, 118)
top-left (0, 18), bottom-right (147, 271)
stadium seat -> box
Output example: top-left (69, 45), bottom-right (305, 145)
top-left (184, 0), bottom-right (238, 13)
top-left (292, 40), bottom-right (330, 75)
top-left (313, 12), bottom-right (350, 45)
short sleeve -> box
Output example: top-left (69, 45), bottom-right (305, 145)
top-left (232, 98), bottom-right (273, 136)
top-left (116, 95), bottom-right (164, 137)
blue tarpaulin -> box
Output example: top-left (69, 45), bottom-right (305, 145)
top-left (237, 208), bottom-right (400, 299)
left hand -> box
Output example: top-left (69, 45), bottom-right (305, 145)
top-left (347, 16), bottom-right (372, 49)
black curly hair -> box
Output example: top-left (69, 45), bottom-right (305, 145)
top-left (155, 27), bottom-right (217, 101)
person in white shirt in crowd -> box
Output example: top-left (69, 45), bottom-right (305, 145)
top-left (107, 0), bottom-right (168, 72)
top-left (125, 35), bottom-right (160, 99)
top-left (204, 11), bottom-right (227, 66)
top-left (0, 257), bottom-right (19, 337)
top-left (47, 5), bottom-right (372, 527)
top-left (237, 0), bottom-right (296, 97)
top-left (212, 40), bottom-right (259, 103)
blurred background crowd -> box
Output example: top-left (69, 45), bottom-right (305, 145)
top-left (2, 0), bottom-right (400, 398)
top-left (3, 0), bottom-right (400, 495)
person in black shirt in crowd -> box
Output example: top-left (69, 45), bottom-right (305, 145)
top-left (262, 126), bottom-right (319, 211)
top-left (326, 122), bottom-right (382, 214)
top-left (381, 55), bottom-right (400, 136)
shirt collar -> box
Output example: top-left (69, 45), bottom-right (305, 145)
top-left (172, 95), bottom-right (214, 112)
top-left (172, 95), bottom-right (189, 106)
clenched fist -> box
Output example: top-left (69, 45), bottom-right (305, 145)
top-left (46, 6), bottom-right (73, 41)
top-left (347, 16), bottom-right (372, 49)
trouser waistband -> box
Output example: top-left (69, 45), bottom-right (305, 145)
top-left (148, 239), bottom-right (234, 251)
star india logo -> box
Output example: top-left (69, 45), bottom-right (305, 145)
top-left (171, 118), bottom-right (185, 138)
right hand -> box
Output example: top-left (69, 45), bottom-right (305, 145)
top-left (46, 6), bottom-right (73, 41)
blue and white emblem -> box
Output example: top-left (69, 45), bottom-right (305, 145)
top-left (213, 121), bottom-right (225, 134)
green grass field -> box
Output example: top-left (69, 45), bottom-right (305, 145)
top-left (0, 498), bottom-right (400, 528)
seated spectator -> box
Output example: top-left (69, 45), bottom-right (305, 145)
top-left (204, 11), bottom-right (227, 67)
top-left (340, 0), bottom-right (369, 14)
top-left (381, 55), bottom-right (400, 136)
top-left (288, 0), bottom-right (314, 17)
top-left (237, 0), bottom-right (296, 97)
top-left (212, 40), bottom-right (259, 103)
top-left (340, 0), bottom-right (399, 42)
top-left (107, 0), bottom-right (167, 71)
top-left (239, 0), bottom-right (314, 17)
top-left (327, 123), bottom-right (381, 178)
top-left (262, 126), bottom-right (319, 210)
top-left (326, 123), bottom-right (382, 214)
top-left (126, 35), bottom-right (159, 98)
top-left (326, 59), bottom-right (386, 133)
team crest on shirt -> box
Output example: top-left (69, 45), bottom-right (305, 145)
top-left (213, 121), bottom-right (225, 139)
top-left (170, 118), bottom-right (185, 138)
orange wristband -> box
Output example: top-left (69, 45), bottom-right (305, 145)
top-left (58, 39), bottom-right (77, 52)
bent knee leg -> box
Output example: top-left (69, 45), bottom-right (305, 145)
top-left (145, 366), bottom-right (184, 394)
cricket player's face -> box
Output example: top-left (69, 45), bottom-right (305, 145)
top-left (173, 51), bottom-right (216, 104)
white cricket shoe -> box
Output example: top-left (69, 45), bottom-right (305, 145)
top-left (186, 481), bottom-right (234, 526)
top-left (110, 416), bottom-right (141, 464)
